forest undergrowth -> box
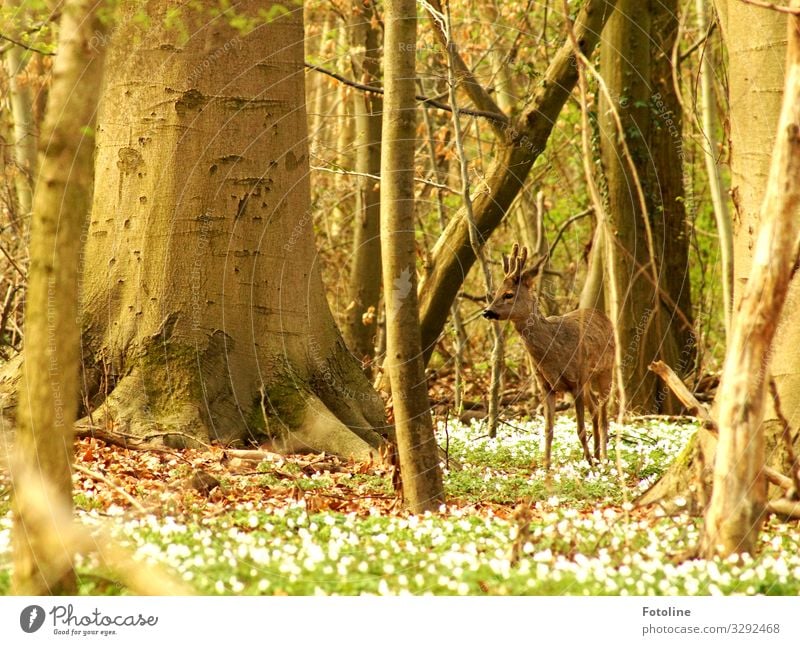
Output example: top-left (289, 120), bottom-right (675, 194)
top-left (1, 414), bottom-right (798, 595)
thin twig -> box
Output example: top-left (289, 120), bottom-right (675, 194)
top-left (304, 62), bottom-right (507, 123)
top-left (0, 240), bottom-right (26, 278)
top-left (679, 15), bottom-right (716, 64)
top-left (309, 163), bottom-right (455, 192)
top-left (548, 207), bottom-right (593, 255)
top-left (0, 32), bottom-right (55, 56)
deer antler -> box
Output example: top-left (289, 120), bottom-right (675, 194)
top-left (514, 245), bottom-right (528, 280)
top-left (503, 243), bottom-right (529, 281)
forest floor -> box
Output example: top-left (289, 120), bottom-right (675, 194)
top-left (1, 415), bottom-right (799, 595)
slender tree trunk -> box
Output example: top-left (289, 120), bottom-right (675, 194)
top-left (599, 0), bottom-right (692, 413)
top-left (697, 0), bottom-right (733, 340)
top-left (12, 0), bottom-right (107, 595)
top-left (331, 26), bottom-right (355, 232)
top-left (343, 0), bottom-right (383, 373)
top-left (381, 0), bottom-right (444, 512)
top-left (483, 2), bottom-right (516, 114)
top-left (702, 3), bottom-right (800, 557)
top-left (307, 12), bottom-right (333, 156)
top-left (4, 0), bottom-right (38, 224)
top-left (70, 0), bottom-right (386, 458)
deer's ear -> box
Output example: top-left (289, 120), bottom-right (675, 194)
top-left (520, 254), bottom-right (547, 287)
top-left (520, 268), bottom-right (538, 289)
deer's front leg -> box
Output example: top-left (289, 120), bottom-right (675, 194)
top-left (543, 390), bottom-right (555, 470)
top-left (599, 400), bottom-right (609, 460)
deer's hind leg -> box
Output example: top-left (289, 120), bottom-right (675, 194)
top-left (574, 389), bottom-right (593, 466)
top-left (593, 373), bottom-right (612, 460)
top-left (584, 386), bottom-right (602, 461)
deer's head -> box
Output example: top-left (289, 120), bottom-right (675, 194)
top-left (482, 244), bottom-right (546, 322)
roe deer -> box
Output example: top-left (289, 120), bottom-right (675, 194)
top-left (482, 244), bottom-right (615, 469)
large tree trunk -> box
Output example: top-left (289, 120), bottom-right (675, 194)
top-left (343, 0), bottom-right (383, 374)
top-left (599, 0), bottom-right (692, 414)
top-left (78, 0), bottom-right (386, 459)
top-left (648, 0), bottom-right (695, 385)
top-left (702, 3), bottom-right (800, 557)
top-left (724, 2), bottom-right (800, 432)
top-left (640, 0), bottom-right (800, 509)
top-left (600, 0), bottom-right (656, 413)
top-left (12, 0), bottom-right (107, 595)
top-left (381, 0), bottom-right (444, 512)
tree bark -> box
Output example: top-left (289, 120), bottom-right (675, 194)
top-left (343, 0), bottom-right (383, 374)
top-left (417, 0), bottom-right (617, 365)
top-left (726, 2), bottom-right (800, 432)
top-left (702, 3), bottom-right (800, 557)
top-left (643, 0), bottom-right (800, 509)
top-left (12, 0), bottom-right (107, 595)
top-left (600, 0), bottom-right (692, 414)
top-left (75, 0), bottom-right (386, 458)
top-left (381, 0), bottom-right (445, 512)
top-left (648, 0), bottom-right (695, 386)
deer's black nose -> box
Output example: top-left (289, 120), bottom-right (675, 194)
top-left (482, 309), bottom-right (499, 320)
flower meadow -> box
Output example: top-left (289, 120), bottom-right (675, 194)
top-left (1, 417), bottom-right (799, 595)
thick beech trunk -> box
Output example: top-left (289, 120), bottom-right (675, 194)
top-left (701, 4), bottom-right (800, 558)
top-left (77, 0), bottom-right (386, 458)
top-left (599, 0), bottom-right (693, 414)
top-left (643, 0), bottom-right (800, 510)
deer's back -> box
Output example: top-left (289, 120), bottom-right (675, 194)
top-left (519, 307), bottom-right (615, 395)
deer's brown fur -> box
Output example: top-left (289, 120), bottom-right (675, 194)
top-left (483, 244), bottom-right (615, 468)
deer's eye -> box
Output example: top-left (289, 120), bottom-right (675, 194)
top-left (502, 292), bottom-right (514, 300)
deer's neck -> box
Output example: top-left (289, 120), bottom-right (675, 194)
top-left (511, 311), bottom-right (556, 348)
top-left (511, 311), bottom-right (550, 338)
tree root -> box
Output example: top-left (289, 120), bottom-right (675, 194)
top-left (265, 392), bottom-right (381, 461)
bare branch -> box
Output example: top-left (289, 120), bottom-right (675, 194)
top-left (304, 62), bottom-right (506, 123)
top-left (419, 0), bottom-right (509, 137)
top-left (0, 32), bottom-right (55, 56)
